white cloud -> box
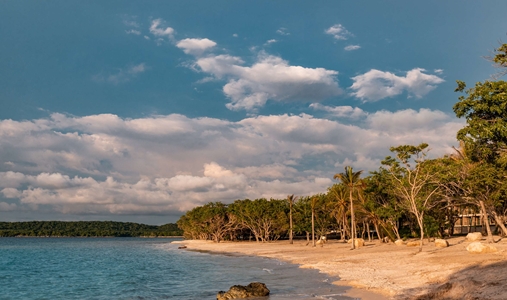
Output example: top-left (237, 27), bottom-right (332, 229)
top-left (0, 110), bottom-right (462, 218)
top-left (122, 16), bottom-right (140, 28)
top-left (325, 24), bottom-right (353, 40)
top-left (176, 38), bottom-right (217, 56)
top-left (276, 27), bottom-right (290, 36)
top-left (434, 69), bottom-right (444, 74)
top-left (93, 63), bottom-right (147, 85)
top-left (194, 53), bottom-right (342, 111)
top-left (265, 39), bottom-right (277, 46)
top-left (125, 29), bottom-right (141, 35)
top-left (309, 103), bottom-right (367, 119)
top-left (344, 45), bottom-right (361, 51)
top-left (144, 35), bottom-right (151, 40)
top-left (350, 68), bottom-right (445, 102)
top-left (232, 33), bottom-right (238, 38)
top-left (149, 19), bottom-right (174, 39)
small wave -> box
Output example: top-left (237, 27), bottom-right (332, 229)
top-left (262, 268), bottom-right (274, 274)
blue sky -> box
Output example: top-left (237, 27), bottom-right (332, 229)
top-left (0, 1), bottom-right (506, 224)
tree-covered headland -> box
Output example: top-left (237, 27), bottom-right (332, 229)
top-left (0, 221), bottom-right (182, 237)
top-left (177, 43), bottom-right (507, 252)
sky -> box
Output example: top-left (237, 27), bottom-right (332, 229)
top-left (1, 1), bottom-right (506, 224)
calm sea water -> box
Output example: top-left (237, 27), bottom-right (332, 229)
top-left (0, 238), bottom-right (354, 300)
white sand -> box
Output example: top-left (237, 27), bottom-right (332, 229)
top-left (174, 237), bottom-right (507, 299)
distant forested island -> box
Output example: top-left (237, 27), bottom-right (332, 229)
top-left (0, 221), bottom-right (182, 237)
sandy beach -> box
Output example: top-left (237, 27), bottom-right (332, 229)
top-left (174, 237), bottom-right (507, 299)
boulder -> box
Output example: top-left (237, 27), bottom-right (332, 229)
top-left (394, 239), bottom-right (404, 246)
top-left (347, 238), bottom-right (365, 247)
top-left (466, 232), bottom-right (483, 242)
top-left (406, 241), bottom-right (420, 247)
top-left (466, 242), bottom-right (497, 254)
top-left (217, 282), bottom-right (270, 300)
top-left (434, 239), bottom-right (449, 248)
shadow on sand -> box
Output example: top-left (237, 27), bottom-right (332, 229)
top-left (398, 260), bottom-right (507, 300)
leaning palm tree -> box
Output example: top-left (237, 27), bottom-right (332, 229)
top-left (286, 194), bottom-right (298, 244)
top-left (334, 166), bottom-right (363, 250)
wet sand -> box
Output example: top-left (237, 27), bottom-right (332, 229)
top-left (174, 236), bottom-right (507, 299)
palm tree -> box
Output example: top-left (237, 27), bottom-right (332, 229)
top-left (286, 194), bottom-right (298, 244)
top-left (334, 166), bottom-right (363, 250)
top-left (328, 184), bottom-right (349, 241)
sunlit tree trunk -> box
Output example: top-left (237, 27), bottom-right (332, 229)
top-left (479, 200), bottom-right (494, 243)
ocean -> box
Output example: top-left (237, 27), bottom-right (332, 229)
top-left (0, 238), bottom-right (353, 300)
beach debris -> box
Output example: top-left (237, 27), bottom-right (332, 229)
top-left (466, 232), bottom-right (483, 242)
top-left (434, 239), bottom-right (449, 248)
top-left (217, 282), bottom-right (270, 300)
top-left (394, 239), bottom-right (404, 246)
top-left (466, 242), bottom-right (497, 254)
top-left (178, 246), bottom-right (187, 249)
top-left (347, 238), bottom-right (364, 247)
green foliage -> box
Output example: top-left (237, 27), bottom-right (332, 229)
top-left (453, 79), bottom-right (507, 163)
top-left (0, 221), bottom-right (182, 237)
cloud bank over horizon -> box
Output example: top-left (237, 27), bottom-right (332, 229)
top-left (0, 109), bottom-right (462, 220)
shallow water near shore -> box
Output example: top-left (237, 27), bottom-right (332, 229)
top-left (0, 238), bottom-right (353, 299)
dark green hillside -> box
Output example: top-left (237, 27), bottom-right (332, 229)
top-left (0, 221), bottom-right (182, 237)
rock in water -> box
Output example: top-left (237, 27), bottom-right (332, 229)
top-left (434, 239), bottom-right (449, 248)
top-left (466, 242), bottom-right (497, 254)
top-left (466, 232), bottom-right (482, 242)
top-left (217, 282), bottom-right (270, 300)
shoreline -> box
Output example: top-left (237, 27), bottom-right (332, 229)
top-left (174, 237), bottom-right (507, 299)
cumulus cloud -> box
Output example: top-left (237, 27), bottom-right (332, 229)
top-left (93, 63), bottom-right (147, 84)
top-left (325, 24), bottom-right (353, 40)
top-left (149, 18), bottom-right (174, 39)
top-left (309, 103), bottom-right (367, 119)
top-left (344, 45), bottom-right (361, 51)
top-left (194, 53), bottom-right (342, 111)
top-left (350, 68), bottom-right (445, 102)
top-left (176, 38), bottom-right (217, 56)
top-left (0, 109), bottom-right (462, 219)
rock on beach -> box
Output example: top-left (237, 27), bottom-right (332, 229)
top-left (434, 239), bottom-right (449, 248)
top-left (466, 242), bottom-right (497, 254)
top-left (466, 232), bottom-right (482, 242)
top-left (347, 238), bottom-right (365, 247)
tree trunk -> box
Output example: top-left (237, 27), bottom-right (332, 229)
top-left (306, 231), bottom-right (310, 246)
top-left (289, 203), bottom-right (293, 244)
top-left (374, 222), bottom-right (381, 240)
top-left (479, 200), bottom-right (494, 243)
top-left (312, 209), bottom-right (316, 247)
top-left (366, 222), bottom-right (371, 242)
top-left (491, 211), bottom-right (507, 236)
top-left (350, 189), bottom-right (355, 250)
top-left (417, 215), bottom-right (424, 253)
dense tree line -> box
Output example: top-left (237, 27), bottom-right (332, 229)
top-left (0, 221), bottom-right (182, 237)
top-left (177, 43), bottom-right (507, 252)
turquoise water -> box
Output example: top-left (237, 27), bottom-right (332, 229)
top-left (0, 238), bottom-right (353, 299)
